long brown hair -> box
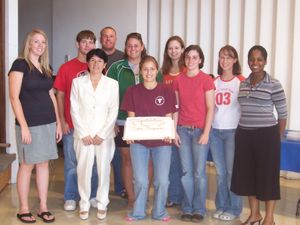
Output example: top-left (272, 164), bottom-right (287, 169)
top-left (217, 45), bottom-right (241, 75)
top-left (21, 29), bottom-right (52, 77)
top-left (161, 36), bottom-right (185, 75)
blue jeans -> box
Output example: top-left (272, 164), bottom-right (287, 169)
top-left (111, 147), bottom-right (124, 194)
top-left (63, 130), bottom-right (98, 201)
top-left (129, 143), bottom-right (171, 220)
top-left (177, 126), bottom-right (209, 216)
top-left (168, 145), bottom-right (183, 204)
top-left (210, 128), bottom-right (242, 216)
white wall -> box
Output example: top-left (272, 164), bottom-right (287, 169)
top-left (146, 0), bottom-right (300, 130)
top-left (52, 0), bottom-right (138, 73)
top-left (18, 0), bottom-right (53, 62)
top-left (5, 0), bottom-right (19, 183)
top-left (17, 0), bottom-right (139, 73)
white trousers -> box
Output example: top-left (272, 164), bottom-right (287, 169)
top-left (74, 138), bottom-right (115, 211)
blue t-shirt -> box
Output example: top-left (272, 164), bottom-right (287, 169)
top-left (9, 58), bottom-right (56, 127)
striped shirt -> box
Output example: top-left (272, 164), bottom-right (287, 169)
top-left (238, 72), bottom-right (287, 127)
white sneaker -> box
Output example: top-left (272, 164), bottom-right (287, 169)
top-left (79, 211), bottom-right (89, 220)
top-left (64, 200), bottom-right (76, 211)
top-left (219, 212), bottom-right (236, 221)
top-left (212, 210), bottom-right (223, 219)
top-left (97, 210), bottom-right (107, 220)
top-left (89, 198), bottom-right (98, 208)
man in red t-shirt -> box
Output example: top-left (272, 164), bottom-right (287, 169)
top-left (53, 30), bottom-right (98, 211)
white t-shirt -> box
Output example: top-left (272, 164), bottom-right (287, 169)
top-left (212, 75), bottom-right (245, 129)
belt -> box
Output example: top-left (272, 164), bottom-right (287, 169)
top-left (178, 125), bottom-right (201, 129)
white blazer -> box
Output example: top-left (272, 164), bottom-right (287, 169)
top-left (70, 74), bottom-right (119, 140)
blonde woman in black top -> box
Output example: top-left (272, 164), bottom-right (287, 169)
top-left (9, 29), bottom-right (62, 223)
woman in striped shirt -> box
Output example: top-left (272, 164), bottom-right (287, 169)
top-left (231, 45), bottom-right (287, 225)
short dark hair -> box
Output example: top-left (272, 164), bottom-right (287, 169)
top-left (76, 30), bottom-right (96, 43)
top-left (86, 48), bottom-right (108, 63)
top-left (248, 45), bottom-right (268, 61)
top-left (100, 26), bottom-right (117, 36)
top-left (184, 45), bottom-right (205, 69)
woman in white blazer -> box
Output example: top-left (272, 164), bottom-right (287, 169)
top-left (70, 48), bottom-right (119, 220)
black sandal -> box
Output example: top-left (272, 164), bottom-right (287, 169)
top-left (37, 211), bottom-right (55, 223)
top-left (17, 212), bottom-right (36, 223)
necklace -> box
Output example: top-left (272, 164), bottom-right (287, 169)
top-left (250, 73), bottom-right (265, 87)
top-left (246, 76), bottom-right (264, 98)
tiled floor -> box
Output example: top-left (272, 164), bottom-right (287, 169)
top-left (0, 157), bottom-right (300, 225)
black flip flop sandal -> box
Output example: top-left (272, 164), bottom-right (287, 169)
top-left (37, 211), bottom-right (55, 223)
top-left (16, 212), bottom-right (36, 223)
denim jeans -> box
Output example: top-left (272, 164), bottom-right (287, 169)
top-left (63, 129), bottom-right (98, 201)
top-left (210, 128), bottom-right (242, 216)
top-left (111, 147), bottom-right (124, 194)
top-left (168, 145), bottom-right (183, 204)
top-left (177, 126), bottom-right (209, 216)
top-left (129, 143), bottom-right (171, 220)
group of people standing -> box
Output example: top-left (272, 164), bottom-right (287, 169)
top-left (9, 26), bottom-right (287, 225)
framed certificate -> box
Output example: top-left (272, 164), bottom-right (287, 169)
top-left (123, 116), bottom-right (175, 140)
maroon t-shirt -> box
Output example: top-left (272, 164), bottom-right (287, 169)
top-left (121, 83), bottom-right (177, 147)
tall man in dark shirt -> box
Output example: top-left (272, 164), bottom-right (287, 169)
top-left (100, 26), bottom-right (125, 198)
top-left (100, 26), bottom-right (124, 70)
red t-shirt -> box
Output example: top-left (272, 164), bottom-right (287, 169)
top-left (173, 71), bottom-right (215, 128)
top-left (53, 58), bottom-right (88, 129)
top-left (121, 83), bottom-right (177, 147)
top-left (163, 67), bottom-right (186, 85)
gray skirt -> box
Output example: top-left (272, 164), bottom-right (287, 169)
top-left (16, 122), bottom-right (58, 164)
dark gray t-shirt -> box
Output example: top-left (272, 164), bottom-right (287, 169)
top-left (105, 49), bottom-right (124, 70)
